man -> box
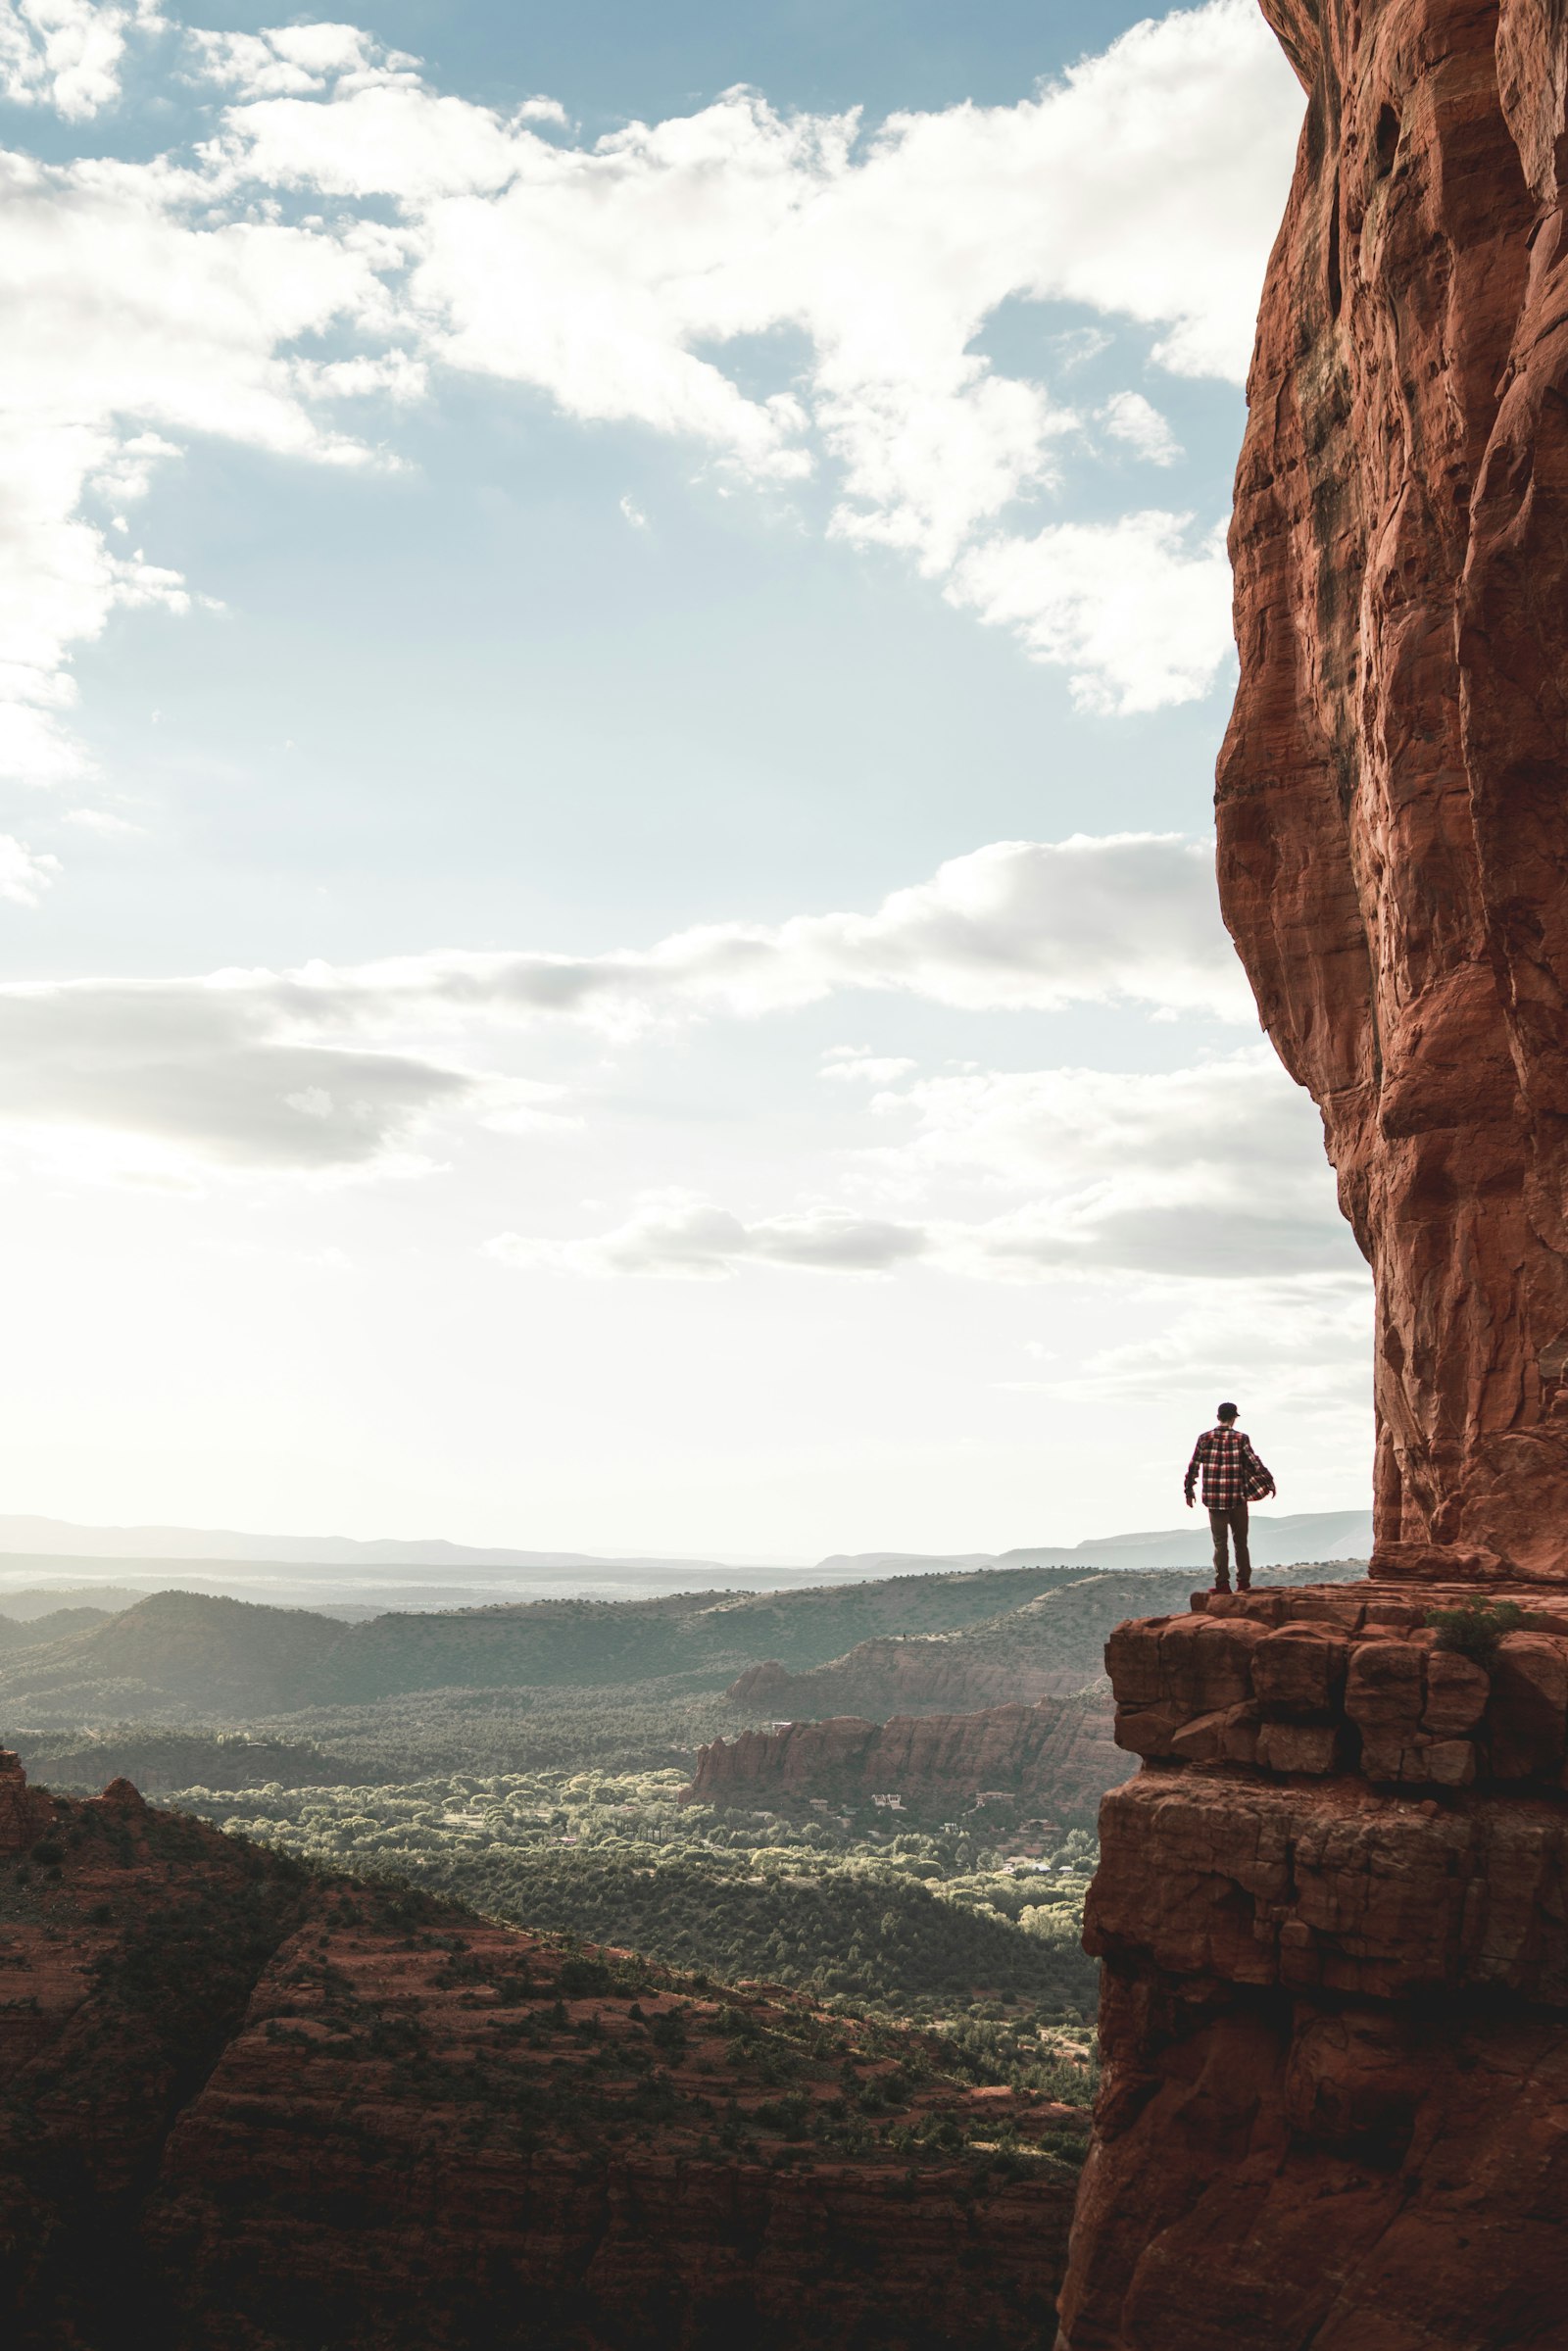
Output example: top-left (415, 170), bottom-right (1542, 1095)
top-left (1184, 1402), bottom-right (1275, 1592)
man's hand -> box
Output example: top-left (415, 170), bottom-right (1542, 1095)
top-left (1184, 1492), bottom-right (1194, 1509)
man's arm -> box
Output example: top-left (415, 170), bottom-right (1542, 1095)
top-left (1184, 1434), bottom-right (1205, 1507)
top-left (1243, 1437), bottom-right (1276, 1496)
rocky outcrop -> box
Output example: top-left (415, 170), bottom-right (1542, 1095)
top-left (1218, 0), bottom-right (1568, 1582)
top-left (1055, 1585), bottom-right (1568, 2345)
top-left (0, 1742), bottom-right (52, 1851)
top-left (0, 1751), bottom-right (1084, 2347)
top-left (687, 1690), bottom-right (1129, 1823)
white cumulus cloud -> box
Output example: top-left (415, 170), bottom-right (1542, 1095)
top-left (0, 0), bottom-right (151, 120)
top-left (948, 511), bottom-right (1234, 713)
top-left (0, 0), bottom-right (1301, 772)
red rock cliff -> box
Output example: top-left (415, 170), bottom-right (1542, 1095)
top-left (1218, 0), bottom-right (1568, 1581)
top-left (1056, 1582), bottom-right (1568, 2346)
top-left (686, 1690), bottom-right (1129, 1823)
top-left (1059, 4), bottom-right (1568, 2336)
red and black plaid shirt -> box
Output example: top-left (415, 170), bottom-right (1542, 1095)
top-left (1185, 1425), bottom-right (1272, 1509)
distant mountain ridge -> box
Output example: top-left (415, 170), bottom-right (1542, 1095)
top-left (820, 1510), bottom-right (1374, 1582)
top-left (0, 1507), bottom-right (1371, 1579)
top-left (0, 1515), bottom-right (658, 1567)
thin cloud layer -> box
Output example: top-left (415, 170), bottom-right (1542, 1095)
top-left (301, 833), bottom-right (1255, 1032)
top-left (0, 977), bottom-right (478, 1174)
top-left (0, 833), bottom-right (1254, 1174)
top-left (490, 1050), bottom-right (1358, 1287)
top-left (0, 0), bottom-right (1302, 823)
top-left (489, 1200), bottom-right (931, 1281)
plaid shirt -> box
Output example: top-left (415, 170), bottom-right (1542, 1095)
top-left (1185, 1425), bottom-right (1272, 1508)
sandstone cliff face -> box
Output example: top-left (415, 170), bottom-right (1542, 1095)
top-left (687, 1690), bottom-right (1129, 1824)
top-left (1055, 1585), bottom-right (1568, 2346)
top-left (0, 1751), bottom-right (1082, 2347)
top-left (1219, 0), bottom-right (1568, 1580)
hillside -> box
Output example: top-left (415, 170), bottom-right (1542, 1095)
top-left (0, 1590), bottom-right (344, 1720)
top-left (0, 1566), bottom-right (1105, 1724)
top-left (0, 1749), bottom-right (1082, 2347)
top-left (725, 1563), bottom-right (1365, 1723)
top-left (0, 1606), bottom-right (110, 1651)
top-left (306, 1564), bottom-right (1102, 1703)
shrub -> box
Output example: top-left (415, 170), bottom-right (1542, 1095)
top-left (556, 1956), bottom-right (613, 1997)
top-left (1424, 1597), bottom-right (1524, 1670)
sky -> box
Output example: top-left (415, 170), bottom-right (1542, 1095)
top-left (0, 0), bottom-right (1371, 1560)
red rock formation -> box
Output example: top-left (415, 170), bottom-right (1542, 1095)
top-left (0, 1742), bottom-right (53, 1852)
top-left (1055, 1583), bottom-right (1568, 2345)
top-left (0, 1750), bottom-right (1083, 2346)
top-left (1217, 0), bottom-right (1568, 1582)
top-left (686, 1690), bottom-right (1130, 1822)
top-left (1055, 3), bottom-right (1568, 2335)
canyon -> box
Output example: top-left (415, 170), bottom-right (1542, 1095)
top-left (1057, 0), bottom-right (1568, 2341)
top-left (0, 1747), bottom-right (1082, 2348)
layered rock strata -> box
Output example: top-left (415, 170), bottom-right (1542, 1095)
top-left (0, 1751), bottom-right (1083, 2347)
top-left (1054, 1586), bottom-right (1568, 2346)
top-left (687, 1690), bottom-right (1128, 1823)
top-left (1218, 0), bottom-right (1568, 1580)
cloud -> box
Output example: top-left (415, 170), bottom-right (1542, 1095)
top-left (0, 832), bottom-right (60, 903)
top-left (0, 0), bottom-right (150, 120)
top-left (0, 832), bottom-right (1252, 1173)
top-left (210, 0), bottom-right (1297, 668)
top-left (62, 804), bottom-right (141, 833)
top-left (1099, 390), bottom-right (1181, 465)
top-left (186, 22), bottom-right (419, 98)
top-left (516, 95), bottom-right (568, 127)
top-left (0, 832), bottom-right (1254, 1172)
top-left (948, 511), bottom-right (1233, 713)
top-left (0, 0), bottom-right (1300, 768)
top-left (821, 1049), bottom-right (918, 1085)
top-left (487, 1048), bottom-right (1362, 1288)
top-left (859, 1051), bottom-right (1353, 1279)
top-left (488, 1196), bottom-right (930, 1280)
top-left (307, 833), bottom-right (1253, 1031)
top-left (1036, 1282), bottom-right (1373, 1416)
top-left (0, 143), bottom-right (399, 783)
top-left (0, 978), bottom-right (479, 1175)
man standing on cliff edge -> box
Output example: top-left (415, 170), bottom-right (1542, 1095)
top-left (1184, 1402), bottom-right (1275, 1592)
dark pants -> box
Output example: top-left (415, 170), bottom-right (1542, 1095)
top-left (1208, 1501), bottom-right (1250, 1589)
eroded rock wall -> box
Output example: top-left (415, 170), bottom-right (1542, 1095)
top-left (686, 1690), bottom-right (1128, 1820)
top-left (1056, 1589), bottom-right (1568, 2347)
top-left (1218, 0), bottom-right (1568, 1580)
